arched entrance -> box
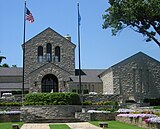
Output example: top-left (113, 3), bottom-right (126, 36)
top-left (41, 74), bottom-right (58, 92)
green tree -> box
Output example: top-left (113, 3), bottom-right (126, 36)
top-left (102, 0), bottom-right (160, 47)
top-left (0, 63), bottom-right (9, 68)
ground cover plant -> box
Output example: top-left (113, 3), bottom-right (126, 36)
top-left (49, 124), bottom-right (71, 129)
top-left (90, 121), bottom-right (145, 129)
top-left (0, 122), bottom-right (23, 129)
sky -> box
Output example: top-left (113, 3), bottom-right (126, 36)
top-left (0, 0), bottom-right (160, 69)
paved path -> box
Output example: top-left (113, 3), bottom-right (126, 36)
top-left (66, 122), bottom-right (102, 129)
top-left (20, 123), bottom-right (50, 129)
top-left (20, 122), bottom-right (102, 129)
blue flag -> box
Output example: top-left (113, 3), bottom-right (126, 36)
top-left (78, 3), bottom-right (81, 26)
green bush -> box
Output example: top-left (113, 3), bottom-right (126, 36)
top-left (0, 102), bottom-right (22, 106)
top-left (94, 101), bottom-right (118, 106)
top-left (143, 98), bottom-right (160, 106)
top-left (82, 101), bottom-right (92, 105)
top-left (25, 92), bottom-right (81, 105)
top-left (125, 100), bottom-right (136, 103)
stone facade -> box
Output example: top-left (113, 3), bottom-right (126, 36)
top-left (99, 52), bottom-right (160, 102)
top-left (24, 27), bottom-right (76, 92)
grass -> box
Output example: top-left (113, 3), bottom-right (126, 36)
top-left (0, 122), bottom-right (24, 129)
top-left (49, 124), bottom-right (71, 129)
top-left (90, 121), bottom-right (146, 129)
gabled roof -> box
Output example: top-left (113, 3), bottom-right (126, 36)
top-left (99, 52), bottom-right (160, 77)
top-left (112, 52), bottom-right (160, 68)
top-left (0, 68), bottom-right (23, 76)
top-left (24, 27), bottom-right (76, 47)
top-left (71, 69), bottom-right (105, 83)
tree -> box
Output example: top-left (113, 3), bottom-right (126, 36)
top-left (0, 63), bottom-right (9, 68)
top-left (102, 0), bottom-right (160, 47)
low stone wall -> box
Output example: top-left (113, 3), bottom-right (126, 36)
top-left (0, 113), bottom-right (20, 122)
top-left (0, 106), bottom-right (21, 111)
top-left (21, 105), bottom-right (82, 123)
top-left (116, 116), bottom-right (160, 129)
top-left (83, 94), bottom-right (119, 103)
top-left (75, 112), bottom-right (117, 122)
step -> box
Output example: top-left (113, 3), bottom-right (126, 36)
top-left (30, 117), bottom-right (83, 123)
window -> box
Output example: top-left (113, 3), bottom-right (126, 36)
top-left (38, 46), bottom-right (43, 63)
top-left (55, 46), bottom-right (60, 62)
top-left (46, 43), bottom-right (52, 62)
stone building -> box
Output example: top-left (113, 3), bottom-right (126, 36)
top-left (99, 52), bottom-right (160, 102)
top-left (0, 27), bottom-right (160, 102)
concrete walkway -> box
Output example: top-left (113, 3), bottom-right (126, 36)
top-left (66, 122), bottom-right (102, 129)
top-left (20, 123), bottom-right (50, 129)
top-left (20, 122), bottom-right (102, 129)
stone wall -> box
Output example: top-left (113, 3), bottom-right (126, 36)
top-left (100, 68), bottom-right (114, 94)
top-left (0, 106), bottom-right (21, 111)
top-left (24, 28), bottom-right (76, 92)
top-left (21, 105), bottom-right (82, 123)
top-left (75, 112), bottom-right (116, 122)
top-left (112, 53), bottom-right (160, 102)
top-left (116, 116), bottom-right (160, 129)
top-left (0, 113), bottom-right (20, 122)
top-left (83, 94), bottom-right (120, 103)
top-left (100, 52), bottom-right (160, 103)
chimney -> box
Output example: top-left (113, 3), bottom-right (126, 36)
top-left (65, 34), bottom-right (71, 42)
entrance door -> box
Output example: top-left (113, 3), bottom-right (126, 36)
top-left (41, 74), bottom-right (58, 92)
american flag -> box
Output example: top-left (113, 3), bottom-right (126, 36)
top-left (25, 7), bottom-right (34, 23)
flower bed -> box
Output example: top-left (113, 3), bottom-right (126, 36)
top-left (145, 117), bottom-right (160, 123)
top-left (116, 113), bottom-right (160, 129)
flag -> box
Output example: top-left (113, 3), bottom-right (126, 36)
top-left (78, 3), bottom-right (81, 26)
top-left (25, 7), bottom-right (34, 23)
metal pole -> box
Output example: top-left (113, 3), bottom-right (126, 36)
top-left (22, 1), bottom-right (26, 105)
top-left (77, 3), bottom-right (81, 94)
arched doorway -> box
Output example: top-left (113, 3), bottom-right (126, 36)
top-left (41, 74), bottom-right (58, 92)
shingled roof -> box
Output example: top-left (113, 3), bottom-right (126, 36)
top-left (0, 68), bottom-right (23, 76)
top-left (70, 69), bottom-right (105, 83)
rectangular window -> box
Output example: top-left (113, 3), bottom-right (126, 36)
top-left (38, 56), bottom-right (43, 63)
top-left (46, 53), bottom-right (51, 62)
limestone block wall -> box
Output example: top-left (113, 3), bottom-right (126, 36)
top-left (116, 116), bottom-right (160, 129)
top-left (112, 53), bottom-right (160, 102)
top-left (75, 112), bottom-right (116, 121)
top-left (24, 28), bottom-right (76, 90)
top-left (68, 82), bottom-right (103, 93)
top-left (100, 68), bottom-right (114, 94)
top-left (83, 94), bottom-right (119, 103)
top-left (21, 105), bottom-right (82, 123)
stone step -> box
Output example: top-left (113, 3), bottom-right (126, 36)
top-left (32, 117), bottom-right (83, 123)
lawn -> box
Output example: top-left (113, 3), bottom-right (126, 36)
top-left (49, 124), bottom-right (71, 129)
top-left (90, 121), bottom-right (146, 129)
top-left (0, 122), bottom-right (24, 129)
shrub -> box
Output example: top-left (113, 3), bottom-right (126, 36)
top-left (25, 92), bottom-right (81, 105)
top-left (0, 102), bottom-right (22, 106)
top-left (82, 101), bottom-right (92, 105)
top-left (125, 100), bottom-right (136, 103)
top-left (143, 98), bottom-right (160, 106)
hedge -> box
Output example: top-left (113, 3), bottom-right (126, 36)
top-left (143, 98), bottom-right (160, 106)
top-left (25, 92), bottom-right (81, 105)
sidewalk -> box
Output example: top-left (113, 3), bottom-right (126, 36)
top-left (20, 123), bottom-right (50, 129)
top-left (66, 122), bottom-right (102, 129)
top-left (20, 122), bottom-right (102, 129)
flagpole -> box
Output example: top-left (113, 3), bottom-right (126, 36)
top-left (77, 3), bottom-right (83, 100)
top-left (22, 0), bottom-right (26, 105)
